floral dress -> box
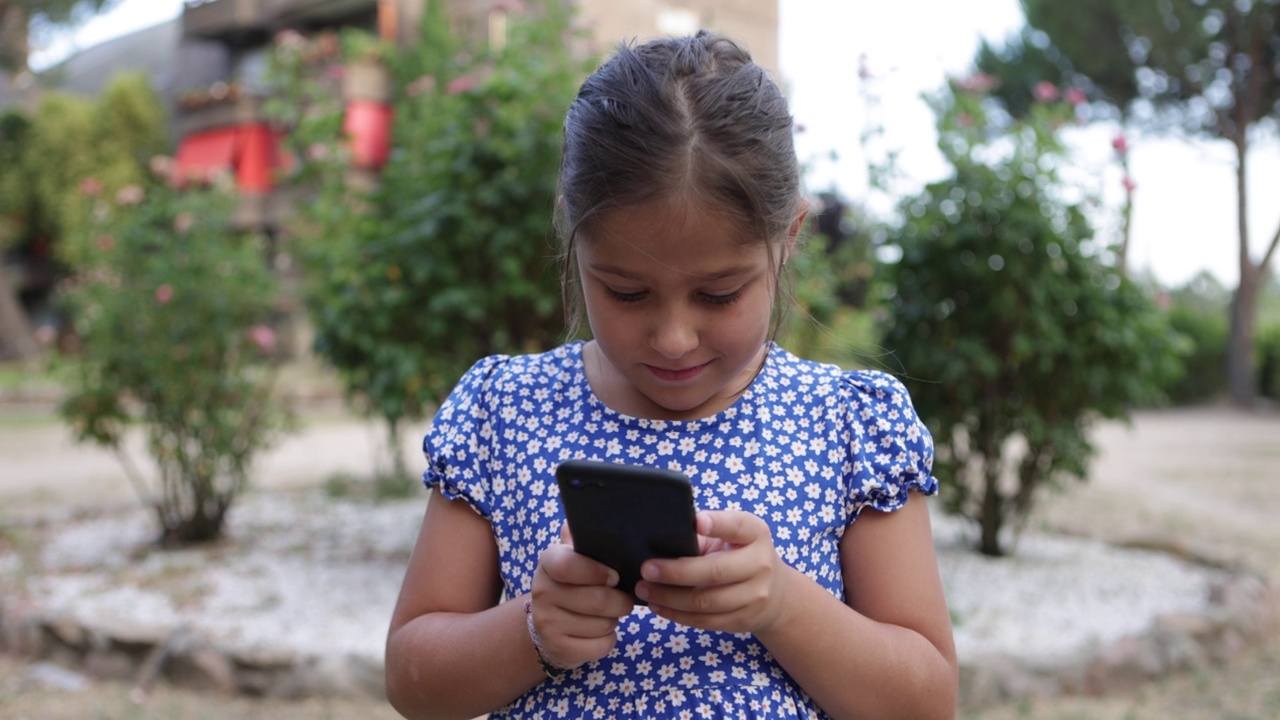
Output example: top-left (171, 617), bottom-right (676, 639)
top-left (422, 341), bottom-right (937, 719)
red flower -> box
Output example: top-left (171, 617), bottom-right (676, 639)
top-left (1032, 81), bottom-right (1059, 103)
top-left (1111, 134), bottom-right (1129, 154)
top-left (1121, 176), bottom-right (1137, 194)
top-left (80, 177), bottom-right (103, 197)
top-left (1064, 87), bottom-right (1087, 106)
top-left (154, 284), bottom-right (174, 305)
top-left (97, 235), bottom-right (114, 252)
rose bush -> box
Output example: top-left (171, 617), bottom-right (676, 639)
top-left (60, 170), bottom-right (292, 546)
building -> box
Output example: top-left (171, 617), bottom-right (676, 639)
top-left (172, 0), bottom-right (778, 228)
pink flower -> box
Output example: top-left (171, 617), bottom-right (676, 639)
top-left (955, 72), bottom-right (998, 94)
top-left (405, 74), bottom-right (437, 97)
top-left (1032, 81), bottom-right (1059, 103)
top-left (150, 155), bottom-right (176, 181)
top-left (115, 185), bottom-right (145, 206)
top-left (1111, 134), bottom-right (1129, 154)
top-left (1064, 87), bottom-right (1087, 105)
top-left (274, 29), bottom-right (306, 50)
top-left (80, 177), bottom-right (103, 197)
top-left (97, 235), bottom-right (114, 252)
top-left (154, 284), bottom-right (174, 305)
top-left (306, 143), bottom-right (331, 162)
top-left (446, 75), bottom-right (476, 95)
top-left (174, 212), bottom-right (196, 234)
top-left (247, 324), bottom-right (277, 353)
top-left (1122, 176), bottom-right (1137, 194)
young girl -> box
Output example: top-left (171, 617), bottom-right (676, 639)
top-left (386, 31), bottom-right (957, 720)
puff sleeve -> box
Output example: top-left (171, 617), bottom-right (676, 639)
top-left (840, 369), bottom-right (938, 524)
top-left (421, 355), bottom-right (509, 520)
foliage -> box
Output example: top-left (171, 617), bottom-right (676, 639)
top-left (0, 0), bottom-right (122, 70)
top-left (3, 72), bottom-right (167, 261)
top-left (1157, 272), bottom-right (1230, 403)
top-left (59, 175), bottom-right (292, 546)
top-left (266, 0), bottom-right (594, 484)
top-left (999, 0), bottom-right (1280, 403)
top-left (878, 81), bottom-right (1180, 557)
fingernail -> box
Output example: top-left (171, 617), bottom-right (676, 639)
top-left (634, 582), bottom-right (649, 601)
top-left (606, 569), bottom-right (620, 587)
top-left (641, 563), bottom-right (658, 581)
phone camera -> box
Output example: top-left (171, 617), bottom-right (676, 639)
top-left (570, 478), bottom-right (584, 488)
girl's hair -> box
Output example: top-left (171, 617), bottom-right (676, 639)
top-left (556, 30), bottom-right (803, 335)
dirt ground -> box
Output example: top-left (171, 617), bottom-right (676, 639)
top-left (2, 405), bottom-right (1278, 719)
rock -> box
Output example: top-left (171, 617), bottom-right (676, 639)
top-left (25, 661), bottom-right (90, 691)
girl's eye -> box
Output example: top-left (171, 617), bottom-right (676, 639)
top-left (606, 288), bottom-right (646, 303)
top-left (701, 291), bottom-right (742, 306)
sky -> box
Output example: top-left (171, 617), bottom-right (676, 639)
top-left (29, 0), bottom-right (1280, 288)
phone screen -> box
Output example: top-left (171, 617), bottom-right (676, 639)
top-left (555, 460), bottom-right (699, 599)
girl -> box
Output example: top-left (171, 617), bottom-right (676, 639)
top-left (386, 31), bottom-right (957, 720)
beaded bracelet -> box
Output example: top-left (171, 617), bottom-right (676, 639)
top-left (524, 600), bottom-right (570, 679)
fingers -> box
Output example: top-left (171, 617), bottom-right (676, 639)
top-left (635, 510), bottom-right (787, 634)
top-left (540, 537), bottom-right (621, 591)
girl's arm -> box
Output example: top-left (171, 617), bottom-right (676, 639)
top-left (384, 492), bottom-right (539, 720)
top-left (385, 492), bottom-right (634, 720)
top-left (635, 495), bottom-right (958, 720)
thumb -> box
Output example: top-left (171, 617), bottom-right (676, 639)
top-left (559, 521), bottom-right (573, 547)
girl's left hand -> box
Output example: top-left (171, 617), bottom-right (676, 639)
top-left (634, 510), bottom-right (793, 635)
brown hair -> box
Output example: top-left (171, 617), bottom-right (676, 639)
top-left (556, 30), bottom-right (803, 335)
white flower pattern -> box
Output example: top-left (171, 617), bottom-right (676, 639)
top-left (422, 342), bottom-right (936, 719)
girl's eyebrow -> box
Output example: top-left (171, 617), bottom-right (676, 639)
top-left (589, 264), bottom-right (760, 281)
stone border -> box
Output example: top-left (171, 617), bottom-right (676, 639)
top-left (4, 562), bottom-right (1277, 706)
top-left (0, 599), bottom-right (385, 701)
top-left (958, 573), bottom-right (1280, 707)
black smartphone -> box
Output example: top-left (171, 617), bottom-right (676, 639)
top-left (555, 459), bottom-right (700, 599)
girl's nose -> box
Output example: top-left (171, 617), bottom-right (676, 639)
top-left (650, 308), bottom-right (698, 360)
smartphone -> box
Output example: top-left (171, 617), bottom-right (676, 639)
top-left (555, 459), bottom-right (700, 600)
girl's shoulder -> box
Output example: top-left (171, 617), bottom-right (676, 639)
top-left (447, 343), bottom-right (585, 403)
top-left (768, 346), bottom-right (913, 406)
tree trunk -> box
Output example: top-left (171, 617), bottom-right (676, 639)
top-left (0, 267), bottom-right (40, 362)
top-left (1226, 132), bottom-right (1260, 405)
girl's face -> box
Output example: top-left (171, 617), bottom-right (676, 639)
top-left (576, 197), bottom-right (797, 421)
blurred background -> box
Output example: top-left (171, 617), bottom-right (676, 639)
top-left (1, 1), bottom-right (1278, 718)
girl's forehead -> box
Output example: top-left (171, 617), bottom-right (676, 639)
top-left (588, 197), bottom-right (760, 245)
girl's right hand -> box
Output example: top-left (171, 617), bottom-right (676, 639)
top-left (529, 524), bottom-right (635, 669)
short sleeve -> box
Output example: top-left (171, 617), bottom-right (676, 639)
top-left (421, 355), bottom-right (509, 520)
top-left (840, 369), bottom-right (938, 523)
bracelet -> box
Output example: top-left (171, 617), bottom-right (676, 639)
top-left (524, 600), bottom-right (570, 679)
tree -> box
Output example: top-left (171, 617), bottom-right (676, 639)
top-left (267, 0), bottom-right (595, 487)
top-left (988, 0), bottom-right (1280, 404)
top-left (0, 0), bottom-right (124, 361)
top-left (879, 82), bottom-right (1178, 557)
top-left (0, 72), bottom-right (167, 360)
top-left (0, 0), bottom-right (120, 72)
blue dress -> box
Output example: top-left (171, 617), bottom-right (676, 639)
top-left (422, 341), bottom-right (937, 719)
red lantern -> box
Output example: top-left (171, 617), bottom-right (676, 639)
top-left (344, 100), bottom-right (393, 169)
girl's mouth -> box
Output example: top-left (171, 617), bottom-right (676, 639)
top-left (647, 362), bottom-right (709, 382)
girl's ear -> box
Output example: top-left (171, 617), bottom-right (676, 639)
top-left (784, 200), bottom-right (811, 262)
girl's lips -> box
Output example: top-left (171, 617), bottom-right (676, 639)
top-left (647, 362), bottom-right (709, 382)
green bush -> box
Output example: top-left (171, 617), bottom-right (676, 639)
top-left (1162, 302), bottom-right (1229, 404)
top-left (267, 0), bottom-right (594, 485)
top-left (879, 82), bottom-right (1178, 557)
top-left (60, 177), bottom-right (292, 546)
top-left (1258, 322), bottom-right (1280, 401)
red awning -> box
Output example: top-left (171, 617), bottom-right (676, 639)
top-left (174, 127), bottom-right (238, 186)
